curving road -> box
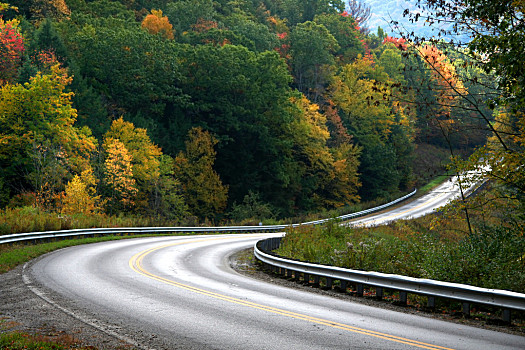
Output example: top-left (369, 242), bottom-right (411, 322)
top-left (350, 173), bottom-right (482, 227)
top-left (26, 234), bottom-right (524, 349)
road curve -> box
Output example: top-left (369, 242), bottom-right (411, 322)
top-left (350, 175), bottom-right (479, 227)
top-left (26, 234), bottom-right (524, 350)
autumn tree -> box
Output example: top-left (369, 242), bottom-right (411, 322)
top-left (141, 9), bottom-right (174, 40)
top-left (175, 128), bottom-right (228, 220)
top-left (103, 117), bottom-right (165, 211)
top-left (61, 168), bottom-right (100, 215)
top-left (329, 58), bottom-right (414, 198)
top-left (288, 95), bottom-right (361, 208)
top-left (346, 0), bottom-right (371, 33)
top-left (31, 0), bottom-right (70, 21)
top-left (0, 63), bottom-right (96, 208)
top-left (0, 4), bottom-right (24, 85)
top-left (103, 137), bottom-right (138, 212)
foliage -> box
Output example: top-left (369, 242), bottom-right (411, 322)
top-left (229, 191), bottom-right (274, 223)
top-left (61, 168), bottom-right (100, 215)
top-left (175, 127), bottom-right (228, 220)
top-left (0, 8), bottom-right (24, 85)
top-left (102, 137), bottom-right (138, 211)
top-left (0, 0), bottom-right (507, 222)
top-left (0, 63), bottom-right (96, 208)
top-left (289, 21), bottom-right (339, 101)
top-left (277, 199), bottom-right (525, 292)
top-left (141, 9), bottom-right (174, 40)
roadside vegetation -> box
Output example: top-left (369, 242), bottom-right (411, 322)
top-left (277, 183), bottom-right (525, 293)
top-left (0, 330), bottom-right (105, 350)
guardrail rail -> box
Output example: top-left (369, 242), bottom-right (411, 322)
top-left (254, 237), bottom-right (525, 324)
top-left (0, 190), bottom-right (416, 246)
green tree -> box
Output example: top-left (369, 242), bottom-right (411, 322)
top-left (314, 12), bottom-right (364, 63)
top-left (289, 21), bottom-right (339, 102)
top-left (179, 45), bottom-right (297, 210)
top-left (329, 59), bottom-right (414, 198)
top-left (175, 127), bottom-right (228, 220)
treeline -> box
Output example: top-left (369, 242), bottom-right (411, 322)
top-left (0, 0), bottom-right (492, 222)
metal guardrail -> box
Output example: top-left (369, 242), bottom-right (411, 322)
top-left (254, 237), bottom-right (525, 323)
top-left (0, 190), bottom-right (417, 245)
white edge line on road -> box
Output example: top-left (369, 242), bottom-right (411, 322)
top-left (22, 261), bottom-right (150, 350)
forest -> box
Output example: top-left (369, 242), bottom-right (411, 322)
top-left (0, 0), bottom-right (517, 226)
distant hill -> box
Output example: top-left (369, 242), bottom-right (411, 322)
top-left (363, 0), bottom-right (455, 40)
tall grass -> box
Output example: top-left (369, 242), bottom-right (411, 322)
top-left (277, 217), bottom-right (525, 293)
top-left (0, 206), bottom-right (181, 236)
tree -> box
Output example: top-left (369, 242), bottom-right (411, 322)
top-left (402, 1), bottom-right (525, 197)
top-left (149, 155), bottom-right (188, 221)
top-left (175, 127), bottom-right (228, 220)
top-left (329, 58), bottom-right (414, 198)
top-left (289, 21), bottom-right (339, 101)
top-left (0, 63), bottom-right (96, 207)
top-left (103, 117), bottom-right (163, 210)
top-left (314, 12), bottom-right (365, 64)
top-left (141, 9), bottom-right (174, 40)
top-left (178, 45), bottom-right (297, 210)
top-left (346, 0), bottom-right (371, 33)
top-left (103, 137), bottom-right (138, 211)
top-left (29, 0), bottom-right (71, 21)
top-left (104, 117), bottom-right (162, 185)
top-left (61, 168), bottom-right (100, 215)
top-left (165, 0), bottom-right (216, 37)
top-left (289, 95), bottom-right (361, 208)
top-left (0, 6), bottom-right (25, 85)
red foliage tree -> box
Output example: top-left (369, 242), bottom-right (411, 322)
top-left (0, 15), bottom-right (25, 85)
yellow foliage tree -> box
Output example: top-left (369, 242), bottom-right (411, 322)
top-left (103, 137), bottom-right (137, 210)
top-left (61, 168), bottom-right (100, 215)
top-left (141, 9), bottom-right (174, 40)
top-left (104, 117), bottom-right (162, 184)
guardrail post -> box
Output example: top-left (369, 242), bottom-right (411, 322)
top-left (375, 287), bottom-right (383, 300)
top-left (356, 283), bottom-right (364, 297)
top-left (503, 309), bottom-right (511, 324)
top-left (313, 275), bottom-right (320, 287)
top-left (303, 273), bottom-right (310, 284)
top-left (340, 280), bottom-right (348, 292)
top-left (286, 269), bottom-right (293, 278)
top-left (462, 302), bottom-right (470, 317)
top-left (399, 291), bottom-right (407, 305)
top-left (294, 272), bottom-right (300, 282)
top-left (427, 296), bottom-right (435, 309)
top-left (325, 277), bottom-right (333, 290)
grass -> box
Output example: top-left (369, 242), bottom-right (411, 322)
top-left (0, 331), bottom-right (85, 350)
top-left (418, 174), bottom-right (450, 193)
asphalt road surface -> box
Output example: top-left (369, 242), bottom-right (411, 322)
top-left (350, 174), bottom-right (481, 227)
top-left (26, 233), bottom-right (524, 350)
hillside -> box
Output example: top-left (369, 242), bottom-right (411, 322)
top-left (0, 0), bottom-right (520, 226)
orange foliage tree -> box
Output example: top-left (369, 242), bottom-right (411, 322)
top-left (141, 9), bottom-right (174, 40)
top-left (418, 44), bottom-right (467, 142)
